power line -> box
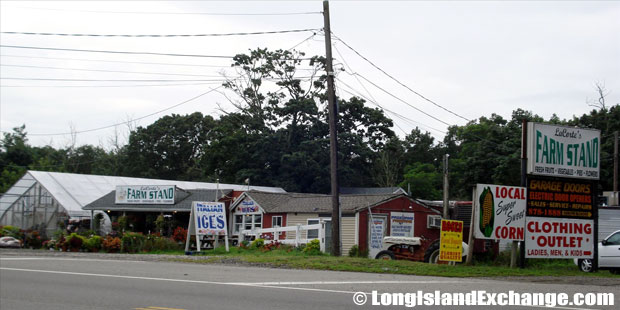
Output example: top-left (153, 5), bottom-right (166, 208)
top-left (0, 45), bottom-right (234, 59)
top-left (333, 34), bottom-right (471, 122)
top-left (1, 82), bottom-right (222, 88)
top-left (350, 72), bottom-right (452, 127)
top-left (5, 5), bottom-right (322, 16)
top-left (0, 64), bottom-right (228, 78)
top-left (0, 54), bottom-right (232, 68)
top-left (24, 86), bottom-right (225, 136)
top-left (336, 78), bottom-right (446, 135)
top-left (1, 77), bottom-right (227, 82)
top-left (1, 28), bottom-right (321, 38)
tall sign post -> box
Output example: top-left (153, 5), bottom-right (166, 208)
top-left (524, 123), bottom-right (600, 267)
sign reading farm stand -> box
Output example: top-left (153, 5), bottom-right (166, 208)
top-left (527, 123), bottom-right (600, 180)
top-left (115, 185), bottom-right (175, 204)
top-left (390, 212), bottom-right (414, 237)
top-left (439, 220), bottom-right (463, 262)
top-left (474, 184), bottom-right (526, 241)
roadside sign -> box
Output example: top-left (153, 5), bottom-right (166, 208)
top-left (526, 177), bottom-right (594, 220)
top-left (439, 219), bottom-right (463, 262)
top-left (115, 185), bottom-right (175, 204)
top-left (185, 201), bottom-right (229, 252)
top-left (390, 212), bottom-right (414, 237)
top-left (474, 184), bottom-right (526, 241)
top-left (526, 123), bottom-right (600, 180)
top-left (525, 217), bottom-right (594, 259)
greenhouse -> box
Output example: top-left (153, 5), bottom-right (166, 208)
top-left (0, 170), bottom-right (285, 236)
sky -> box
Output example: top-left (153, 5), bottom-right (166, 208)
top-left (1, 1), bottom-right (619, 149)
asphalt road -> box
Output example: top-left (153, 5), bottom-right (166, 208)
top-left (1, 251), bottom-right (618, 310)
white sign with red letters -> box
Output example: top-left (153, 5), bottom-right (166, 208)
top-left (525, 217), bottom-right (593, 259)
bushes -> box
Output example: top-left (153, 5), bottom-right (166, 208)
top-left (66, 233), bottom-right (86, 251)
top-left (102, 236), bottom-right (121, 253)
top-left (172, 227), bottom-right (187, 242)
top-left (348, 245), bottom-right (369, 258)
top-left (84, 236), bottom-right (103, 252)
top-left (250, 238), bottom-right (265, 249)
top-left (121, 232), bottom-right (146, 253)
top-left (143, 235), bottom-right (181, 252)
top-left (1, 225), bottom-right (22, 238)
top-left (303, 239), bottom-right (321, 255)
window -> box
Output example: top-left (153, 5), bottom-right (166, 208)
top-left (606, 232), bottom-right (620, 245)
top-left (234, 214), bottom-right (263, 233)
top-left (427, 215), bottom-right (442, 228)
top-left (307, 219), bottom-right (319, 239)
top-left (272, 216), bottom-right (282, 228)
top-left (234, 215), bottom-right (243, 233)
top-left (254, 214), bottom-right (262, 229)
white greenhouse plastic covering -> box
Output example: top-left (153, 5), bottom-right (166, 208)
top-left (0, 170), bottom-right (286, 231)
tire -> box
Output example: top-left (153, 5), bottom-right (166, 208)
top-left (424, 241), bottom-right (441, 264)
top-left (375, 250), bottom-right (395, 260)
top-left (578, 259), bottom-right (594, 273)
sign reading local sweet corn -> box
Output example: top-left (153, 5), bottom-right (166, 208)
top-left (526, 123), bottom-right (600, 180)
top-left (439, 219), bottom-right (463, 262)
top-left (474, 184), bottom-right (527, 241)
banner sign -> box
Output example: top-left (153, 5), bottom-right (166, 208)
top-left (527, 123), bottom-right (600, 180)
top-left (439, 220), bottom-right (463, 262)
top-left (526, 177), bottom-right (594, 220)
top-left (193, 201), bottom-right (227, 236)
top-left (525, 217), bottom-right (593, 259)
top-left (390, 212), bottom-right (414, 237)
top-left (474, 184), bottom-right (526, 241)
top-left (369, 217), bottom-right (386, 258)
top-left (115, 185), bottom-right (175, 204)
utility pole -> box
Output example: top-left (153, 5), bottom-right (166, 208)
top-left (614, 131), bottom-right (618, 193)
top-left (443, 154), bottom-right (450, 219)
top-left (323, 0), bottom-right (341, 256)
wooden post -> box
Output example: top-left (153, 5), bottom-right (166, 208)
top-left (466, 187), bottom-right (476, 265)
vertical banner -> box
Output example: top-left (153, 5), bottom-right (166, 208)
top-left (474, 184), bottom-right (526, 241)
top-left (390, 212), bottom-right (414, 237)
top-left (368, 217), bottom-right (386, 259)
top-left (439, 219), bottom-right (463, 262)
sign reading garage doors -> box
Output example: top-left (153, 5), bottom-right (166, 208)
top-left (474, 184), bottom-right (526, 241)
top-left (527, 123), bottom-right (600, 180)
top-left (525, 177), bottom-right (595, 259)
top-left (115, 185), bottom-right (175, 204)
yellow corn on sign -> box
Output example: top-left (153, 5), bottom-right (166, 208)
top-left (439, 219), bottom-right (463, 262)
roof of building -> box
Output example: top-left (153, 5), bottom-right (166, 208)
top-left (340, 187), bottom-right (407, 195)
top-left (83, 188), bottom-right (232, 212)
top-left (232, 191), bottom-right (422, 214)
top-left (0, 171), bottom-right (286, 217)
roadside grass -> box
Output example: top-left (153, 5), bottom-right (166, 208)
top-left (166, 247), bottom-right (620, 278)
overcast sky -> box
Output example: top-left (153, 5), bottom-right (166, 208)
top-left (1, 1), bottom-right (619, 149)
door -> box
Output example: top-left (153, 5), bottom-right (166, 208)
top-left (599, 231), bottom-right (620, 267)
top-left (368, 215), bottom-right (387, 259)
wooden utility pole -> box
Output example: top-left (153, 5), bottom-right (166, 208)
top-left (614, 131), bottom-right (618, 193)
top-left (443, 154), bottom-right (450, 219)
top-left (323, 0), bottom-right (341, 256)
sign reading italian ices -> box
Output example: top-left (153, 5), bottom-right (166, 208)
top-left (527, 123), bottom-right (600, 180)
top-left (193, 201), bottom-right (227, 236)
top-left (474, 184), bottom-right (526, 241)
top-left (525, 217), bottom-right (593, 259)
top-left (390, 212), bottom-right (414, 237)
top-left (439, 220), bottom-right (463, 262)
top-left (115, 185), bottom-right (175, 204)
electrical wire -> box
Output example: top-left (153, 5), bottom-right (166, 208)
top-left (1, 28), bottom-right (321, 38)
top-left (1, 77), bottom-right (227, 82)
top-left (0, 82), bottom-right (222, 88)
top-left (333, 34), bottom-right (471, 122)
top-left (1, 64), bottom-right (229, 78)
top-left (0, 45), bottom-right (233, 58)
top-left (24, 86), bottom-right (225, 136)
top-left (0, 54), bottom-right (232, 68)
top-left (4, 6), bottom-right (322, 16)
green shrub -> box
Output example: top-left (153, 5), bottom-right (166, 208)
top-left (303, 239), bottom-right (321, 255)
top-left (250, 238), bottom-right (265, 249)
top-left (84, 236), bottom-right (103, 252)
top-left (65, 233), bottom-right (86, 251)
top-left (24, 230), bottom-right (44, 248)
top-left (143, 235), bottom-right (181, 252)
top-left (348, 245), bottom-right (359, 257)
top-left (121, 232), bottom-right (146, 253)
top-left (1, 225), bottom-right (22, 238)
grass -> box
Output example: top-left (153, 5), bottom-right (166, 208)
top-left (163, 246), bottom-right (620, 278)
